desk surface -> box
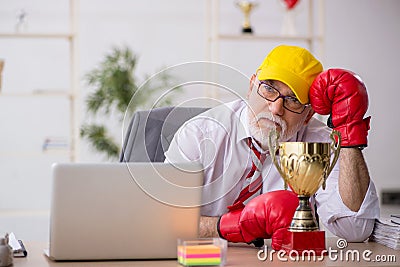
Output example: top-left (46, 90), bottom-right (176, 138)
top-left (13, 238), bottom-right (399, 267)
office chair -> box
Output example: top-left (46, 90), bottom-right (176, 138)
top-left (120, 106), bottom-right (209, 162)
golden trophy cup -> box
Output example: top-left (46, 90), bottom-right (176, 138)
top-left (236, 1), bottom-right (258, 34)
top-left (268, 130), bottom-right (341, 255)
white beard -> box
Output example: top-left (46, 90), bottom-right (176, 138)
top-left (248, 111), bottom-right (307, 150)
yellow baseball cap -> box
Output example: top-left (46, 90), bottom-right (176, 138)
top-left (257, 45), bottom-right (323, 104)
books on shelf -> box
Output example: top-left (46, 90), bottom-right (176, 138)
top-left (370, 217), bottom-right (400, 250)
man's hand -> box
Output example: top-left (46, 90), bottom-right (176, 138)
top-left (309, 69), bottom-right (370, 148)
top-left (199, 216), bottom-right (220, 238)
top-left (217, 190), bottom-right (298, 250)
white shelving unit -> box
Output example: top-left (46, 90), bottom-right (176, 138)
top-left (205, 0), bottom-right (325, 101)
top-left (207, 0), bottom-right (325, 59)
top-left (0, 0), bottom-right (79, 162)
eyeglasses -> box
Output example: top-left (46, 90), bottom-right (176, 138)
top-left (257, 81), bottom-right (309, 114)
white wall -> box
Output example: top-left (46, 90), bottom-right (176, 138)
top-left (324, 0), bottom-right (400, 192)
top-left (0, 0), bottom-right (399, 242)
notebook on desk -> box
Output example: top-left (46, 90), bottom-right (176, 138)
top-left (45, 162), bottom-right (204, 261)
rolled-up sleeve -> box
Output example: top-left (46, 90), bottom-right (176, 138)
top-left (315, 167), bottom-right (380, 242)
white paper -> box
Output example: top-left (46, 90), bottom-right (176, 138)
top-left (370, 218), bottom-right (400, 250)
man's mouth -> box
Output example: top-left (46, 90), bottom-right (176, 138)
top-left (257, 117), bottom-right (282, 131)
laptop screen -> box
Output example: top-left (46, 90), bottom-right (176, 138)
top-left (48, 162), bottom-right (203, 260)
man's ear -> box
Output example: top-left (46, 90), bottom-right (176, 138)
top-left (304, 106), bottom-right (315, 124)
top-left (247, 74), bottom-right (256, 99)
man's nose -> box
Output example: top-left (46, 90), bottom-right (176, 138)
top-left (268, 97), bottom-right (284, 116)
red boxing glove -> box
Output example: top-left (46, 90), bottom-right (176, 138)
top-left (217, 205), bottom-right (247, 244)
top-left (218, 190), bottom-right (298, 250)
top-left (309, 69), bottom-right (371, 148)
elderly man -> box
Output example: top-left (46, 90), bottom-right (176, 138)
top-left (165, 45), bottom-right (379, 249)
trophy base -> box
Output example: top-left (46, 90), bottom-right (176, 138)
top-left (242, 27), bottom-right (253, 34)
top-left (281, 230), bottom-right (326, 256)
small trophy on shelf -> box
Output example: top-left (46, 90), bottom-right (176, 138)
top-left (236, 1), bottom-right (258, 34)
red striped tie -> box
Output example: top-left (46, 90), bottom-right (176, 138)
top-left (228, 138), bottom-right (266, 211)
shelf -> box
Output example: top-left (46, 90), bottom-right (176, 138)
top-left (0, 32), bottom-right (74, 39)
top-left (0, 150), bottom-right (70, 158)
top-left (0, 0), bottom-right (79, 162)
top-left (206, 0), bottom-right (326, 59)
top-left (0, 90), bottom-right (73, 98)
top-left (0, 209), bottom-right (49, 216)
top-left (213, 34), bottom-right (323, 42)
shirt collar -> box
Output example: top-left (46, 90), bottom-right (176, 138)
top-left (237, 104), bottom-right (252, 143)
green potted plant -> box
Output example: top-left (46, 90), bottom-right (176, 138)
top-left (81, 46), bottom-right (179, 160)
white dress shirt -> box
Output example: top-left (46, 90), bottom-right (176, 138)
top-left (165, 99), bottom-right (380, 242)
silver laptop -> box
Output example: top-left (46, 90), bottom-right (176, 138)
top-left (46, 162), bottom-right (204, 261)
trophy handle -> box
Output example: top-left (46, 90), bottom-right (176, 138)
top-left (268, 129), bottom-right (288, 190)
top-left (322, 130), bottom-right (341, 189)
